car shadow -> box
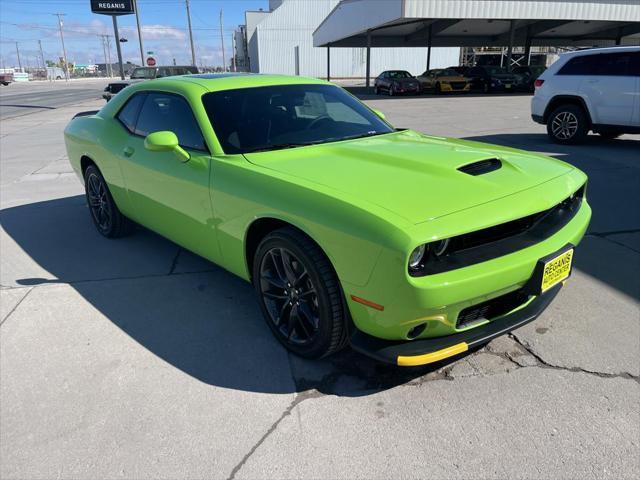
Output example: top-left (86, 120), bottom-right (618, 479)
top-left (1, 196), bottom-right (466, 397)
top-left (463, 133), bottom-right (640, 301)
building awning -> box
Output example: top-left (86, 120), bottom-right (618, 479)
top-left (313, 0), bottom-right (640, 48)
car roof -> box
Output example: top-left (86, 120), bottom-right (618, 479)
top-left (560, 46), bottom-right (640, 57)
top-left (134, 73), bottom-right (329, 93)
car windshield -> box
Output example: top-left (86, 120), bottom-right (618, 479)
top-left (388, 71), bottom-right (412, 78)
top-left (130, 67), bottom-right (157, 79)
top-left (485, 66), bottom-right (509, 75)
top-left (202, 84), bottom-right (394, 154)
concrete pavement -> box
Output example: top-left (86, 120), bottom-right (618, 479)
top-left (1, 87), bottom-right (638, 479)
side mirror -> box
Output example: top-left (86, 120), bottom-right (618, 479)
top-left (144, 131), bottom-right (190, 162)
top-left (372, 108), bottom-right (386, 121)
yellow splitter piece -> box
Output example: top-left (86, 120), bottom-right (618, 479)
top-left (541, 249), bottom-right (573, 292)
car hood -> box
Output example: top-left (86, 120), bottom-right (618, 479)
top-left (492, 74), bottom-right (517, 81)
top-left (244, 130), bottom-right (573, 225)
top-left (392, 78), bottom-right (419, 85)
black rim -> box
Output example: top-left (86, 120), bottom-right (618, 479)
top-left (259, 247), bottom-right (320, 346)
top-left (86, 173), bottom-right (112, 232)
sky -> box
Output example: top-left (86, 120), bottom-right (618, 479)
top-left (0, 0), bottom-right (269, 69)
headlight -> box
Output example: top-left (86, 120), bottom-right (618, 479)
top-left (408, 239), bottom-right (450, 272)
top-left (432, 239), bottom-right (450, 257)
top-left (409, 245), bottom-right (426, 268)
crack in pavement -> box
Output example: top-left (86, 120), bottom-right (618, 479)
top-left (226, 389), bottom-right (323, 480)
top-left (168, 248), bottom-right (183, 275)
top-left (0, 287), bottom-right (34, 327)
top-left (509, 333), bottom-right (640, 384)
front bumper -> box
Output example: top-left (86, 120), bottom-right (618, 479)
top-left (351, 283), bottom-right (561, 366)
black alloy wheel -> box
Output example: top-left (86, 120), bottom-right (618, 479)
top-left (253, 227), bottom-right (348, 358)
top-left (547, 104), bottom-right (588, 144)
top-left (84, 164), bottom-right (130, 238)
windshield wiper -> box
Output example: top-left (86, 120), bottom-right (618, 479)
top-left (244, 143), bottom-right (308, 153)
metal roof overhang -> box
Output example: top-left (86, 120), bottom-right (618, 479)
top-left (313, 0), bottom-right (640, 48)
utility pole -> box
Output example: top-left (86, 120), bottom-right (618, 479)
top-left (231, 31), bottom-right (236, 72)
top-left (112, 15), bottom-right (125, 79)
top-left (185, 0), bottom-right (196, 66)
top-left (133, 0), bottom-right (145, 65)
top-left (99, 35), bottom-right (109, 77)
top-left (53, 13), bottom-right (69, 81)
top-left (15, 42), bottom-right (22, 71)
top-left (219, 9), bottom-right (226, 71)
top-left (105, 35), bottom-right (113, 77)
top-left (38, 40), bottom-right (45, 71)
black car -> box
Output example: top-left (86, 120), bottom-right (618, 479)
top-left (374, 70), bottom-right (420, 96)
top-left (512, 65), bottom-right (547, 92)
top-left (465, 66), bottom-right (517, 93)
top-left (103, 65), bottom-right (199, 101)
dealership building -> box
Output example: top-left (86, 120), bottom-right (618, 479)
top-left (235, 0), bottom-right (460, 77)
top-left (234, 0), bottom-right (639, 79)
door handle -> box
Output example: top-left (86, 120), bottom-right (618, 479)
top-left (123, 146), bottom-right (134, 157)
top-left (587, 79), bottom-right (599, 83)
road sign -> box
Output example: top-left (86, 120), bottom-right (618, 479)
top-left (146, 57), bottom-right (156, 67)
top-left (90, 1), bottom-right (135, 16)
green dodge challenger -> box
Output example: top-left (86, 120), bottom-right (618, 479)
top-left (64, 74), bottom-right (591, 366)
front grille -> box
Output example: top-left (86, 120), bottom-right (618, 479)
top-left (450, 82), bottom-right (467, 89)
top-left (457, 288), bottom-right (530, 329)
top-left (108, 83), bottom-right (127, 94)
top-left (412, 184), bottom-right (585, 276)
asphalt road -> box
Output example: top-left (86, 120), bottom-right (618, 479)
top-left (0, 79), bottom-right (109, 120)
top-left (0, 85), bottom-right (638, 479)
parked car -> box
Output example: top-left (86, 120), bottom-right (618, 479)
top-left (103, 65), bottom-right (199, 101)
top-left (417, 68), bottom-right (470, 94)
top-left (448, 66), bottom-right (470, 76)
top-left (374, 70), bottom-right (420, 95)
top-left (64, 74), bottom-right (591, 366)
top-left (532, 46), bottom-right (640, 144)
top-left (512, 65), bottom-right (547, 92)
top-left (0, 72), bottom-right (14, 86)
top-left (465, 65), bottom-right (518, 93)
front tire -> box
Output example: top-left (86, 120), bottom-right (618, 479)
top-left (547, 104), bottom-right (588, 144)
top-left (253, 227), bottom-right (348, 359)
top-left (84, 165), bottom-right (130, 238)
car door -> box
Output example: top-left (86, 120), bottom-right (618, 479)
top-left (116, 90), bottom-right (219, 260)
top-left (579, 52), bottom-right (636, 126)
top-left (632, 52), bottom-right (640, 126)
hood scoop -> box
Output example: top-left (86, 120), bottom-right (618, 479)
top-left (458, 158), bottom-right (502, 176)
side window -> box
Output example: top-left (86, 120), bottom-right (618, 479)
top-left (594, 52), bottom-right (632, 76)
top-left (557, 54), bottom-right (598, 75)
top-left (116, 93), bottom-right (146, 133)
top-left (630, 52), bottom-right (640, 76)
top-left (135, 92), bottom-right (207, 151)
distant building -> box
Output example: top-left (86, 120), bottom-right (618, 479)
top-left (236, 0), bottom-right (459, 78)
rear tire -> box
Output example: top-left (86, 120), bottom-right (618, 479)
top-left (546, 104), bottom-right (589, 144)
top-left (253, 227), bottom-right (348, 359)
top-left (84, 165), bottom-right (130, 238)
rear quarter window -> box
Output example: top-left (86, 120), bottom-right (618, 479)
top-left (557, 54), bottom-right (599, 75)
top-left (116, 93), bottom-right (146, 133)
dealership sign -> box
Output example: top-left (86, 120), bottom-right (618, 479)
top-left (90, 1), bottom-right (135, 15)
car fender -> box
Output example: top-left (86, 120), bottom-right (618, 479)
top-left (209, 158), bottom-right (411, 287)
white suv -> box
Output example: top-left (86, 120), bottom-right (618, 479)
top-left (531, 46), bottom-right (640, 144)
